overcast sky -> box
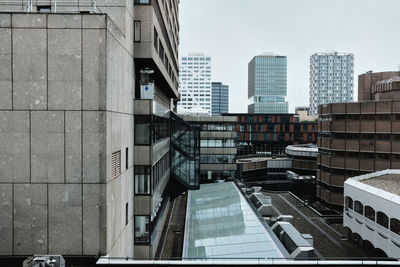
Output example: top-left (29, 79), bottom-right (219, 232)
top-left (179, 0), bottom-right (400, 113)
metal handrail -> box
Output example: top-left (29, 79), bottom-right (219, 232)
top-left (0, 0), bottom-right (98, 13)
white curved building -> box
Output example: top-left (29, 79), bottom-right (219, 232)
top-left (344, 170), bottom-right (400, 258)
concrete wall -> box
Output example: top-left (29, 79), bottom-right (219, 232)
top-left (0, 10), bottom-right (134, 258)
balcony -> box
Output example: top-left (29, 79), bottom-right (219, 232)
top-left (331, 157), bottom-right (345, 169)
top-left (376, 121), bottom-right (391, 133)
top-left (331, 139), bottom-right (345, 150)
top-left (331, 121), bottom-right (345, 132)
top-left (360, 121), bottom-right (375, 132)
top-left (360, 159), bottom-right (374, 171)
top-left (375, 159), bottom-right (390, 171)
top-left (376, 140), bottom-right (390, 152)
top-left (360, 140), bottom-right (374, 152)
top-left (346, 120), bottom-right (359, 132)
top-left (346, 158), bottom-right (359, 170)
top-left (346, 139), bottom-right (359, 151)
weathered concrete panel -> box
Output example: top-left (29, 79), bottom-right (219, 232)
top-left (0, 28), bottom-right (11, 109)
top-left (48, 14), bottom-right (81, 29)
top-left (13, 29), bottom-right (47, 110)
top-left (12, 14), bottom-right (46, 28)
top-left (0, 14), bottom-right (11, 27)
top-left (48, 29), bottom-right (81, 110)
top-left (0, 184), bottom-right (13, 254)
top-left (83, 111), bottom-right (106, 183)
top-left (48, 184), bottom-right (82, 255)
top-left (83, 29), bottom-right (107, 110)
top-left (0, 111), bottom-right (30, 183)
top-left (31, 111), bottom-right (64, 183)
top-left (65, 111), bottom-right (82, 183)
top-left (13, 184), bottom-right (47, 255)
top-left (82, 14), bottom-right (107, 29)
top-left (83, 184), bottom-right (106, 255)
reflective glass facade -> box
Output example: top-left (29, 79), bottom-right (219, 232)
top-left (248, 54), bottom-right (288, 113)
top-left (211, 82), bottom-right (229, 116)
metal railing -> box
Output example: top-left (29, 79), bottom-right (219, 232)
top-left (0, 0), bottom-right (98, 13)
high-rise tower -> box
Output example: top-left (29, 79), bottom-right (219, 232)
top-left (309, 52), bottom-right (354, 115)
top-left (248, 53), bottom-right (288, 114)
top-left (178, 53), bottom-right (212, 115)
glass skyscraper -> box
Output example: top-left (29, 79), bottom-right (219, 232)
top-left (248, 53), bottom-right (288, 113)
top-left (211, 82), bottom-right (229, 116)
top-left (309, 52), bottom-right (354, 115)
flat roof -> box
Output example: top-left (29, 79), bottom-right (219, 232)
top-left (183, 182), bottom-right (289, 259)
top-left (360, 173), bottom-right (400, 195)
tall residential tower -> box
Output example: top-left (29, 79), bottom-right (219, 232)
top-left (248, 53), bottom-right (288, 114)
top-left (178, 53), bottom-right (212, 115)
top-left (309, 52), bottom-right (354, 115)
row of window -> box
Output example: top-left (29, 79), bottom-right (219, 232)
top-left (135, 115), bottom-right (169, 145)
top-left (200, 124), bottom-right (235, 131)
top-left (200, 154), bottom-right (236, 164)
top-left (345, 197), bottom-right (400, 235)
top-left (200, 139), bottom-right (235, 148)
top-left (320, 149), bottom-right (400, 161)
top-left (134, 152), bottom-right (170, 195)
top-left (320, 133), bottom-right (400, 141)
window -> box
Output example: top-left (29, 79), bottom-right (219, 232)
top-left (134, 0), bottom-right (150, 4)
top-left (153, 27), bottom-right (158, 51)
top-left (135, 116), bottom-right (151, 145)
top-left (390, 218), bottom-right (400, 235)
top-left (37, 5), bottom-right (51, 13)
top-left (111, 151), bottom-right (121, 179)
top-left (135, 166), bottom-right (150, 194)
top-left (377, 211), bottom-right (389, 228)
top-left (134, 21), bottom-right (141, 42)
top-left (365, 206), bottom-right (375, 221)
top-left (126, 147), bottom-right (129, 170)
top-left (345, 196), bottom-right (353, 209)
top-left (135, 216), bottom-right (150, 243)
top-left (125, 202), bottom-right (129, 225)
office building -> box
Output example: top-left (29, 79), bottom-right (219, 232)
top-left (344, 170), bottom-right (400, 258)
top-left (317, 71), bottom-right (400, 208)
top-left (211, 82), bottom-right (229, 116)
top-left (228, 113), bottom-right (317, 156)
top-left (285, 144), bottom-right (318, 176)
top-left (248, 53), bottom-right (288, 114)
top-left (0, 0), bottom-right (188, 263)
top-left (178, 53), bottom-right (212, 115)
top-left (309, 52), bottom-right (354, 115)
top-left (182, 115), bottom-right (237, 183)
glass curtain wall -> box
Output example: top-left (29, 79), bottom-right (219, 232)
top-left (170, 112), bottom-right (200, 189)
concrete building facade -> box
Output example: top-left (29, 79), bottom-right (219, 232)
top-left (0, 8), bottom-right (135, 258)
top-left (317, 71), bottom-right (400, 208)
top-left (0, 0), bottom-right (182, 262)
top-left (248, 53), bottom-right (288, 114)
top-left (309, 52), bottom-right (354, 115)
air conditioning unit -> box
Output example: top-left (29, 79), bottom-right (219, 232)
top-left (23, 255), bottom-right (65, 267)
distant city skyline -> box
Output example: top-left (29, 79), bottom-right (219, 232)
top-left (179, 0), bottom-right (400, 113)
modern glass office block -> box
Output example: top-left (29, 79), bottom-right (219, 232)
top-left (248, 54), bottom-right (288, 114)
top-left (170, 112), bottom-right (200, 189)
